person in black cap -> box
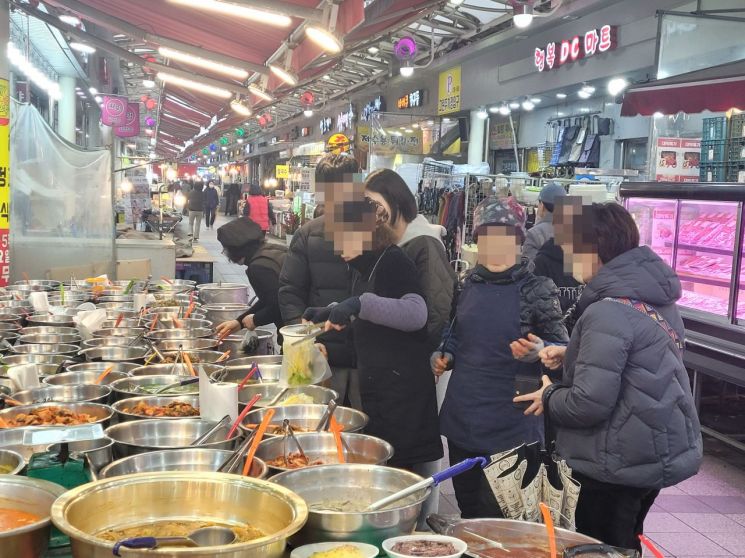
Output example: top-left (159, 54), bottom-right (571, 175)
top-left (214, 218), bottom-right (287, 337)
top-left (523, 182), bottom-right (567, 264)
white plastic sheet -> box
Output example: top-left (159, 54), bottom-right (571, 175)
top-left (10, 101), bottom-right (113, 281)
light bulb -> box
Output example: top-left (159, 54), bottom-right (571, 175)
top-left (608, 77), bottom-right (629, 97)
top-left (400, 65), bottom-right (415, 78)
top-left (476, 108), bottom-right (488, 120)
top-left (59, 15), bottom-right (81, 26)
top-left (230, 99), bottom-right (252, 116)
top-left (269, 64), bottom-right (298, 86)
top-left (499, 105), bottom-right (511, 116)
top-left (368, 46), bottom-right (380, 55)
top-left (143, 79), bottom-right (155, 88)
top-left (303, 109), bottom-right (314, 117)
top-left (556, 93), bottom-right (567, 99)
top-left (120, 179), bottom-right (133, 193)
top-left (305, 26), bottom-right (343, 54)
top-left (509, 102), bottom-right (520, 110)
top-left (513, 5), bottom-right (534, 28)
top-left (489, 106), bottom-right (500, 114)
top-left (522, 100), bottom-right (535, 111)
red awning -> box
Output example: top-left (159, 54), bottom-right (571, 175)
top-left (621, 60), bottom-right (745, 116)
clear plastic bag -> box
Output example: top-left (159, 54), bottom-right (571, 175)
top-left (279, 336), bottom-right (331, 387)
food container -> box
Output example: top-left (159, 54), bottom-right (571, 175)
top-left (8, 284), bottom-right (49, 296)
top-left (382, 535), bottom-right (467, 558)
top-left (240, 405), bottom-right (368, 437)
top-left (105, 418), bottom-right (237, 458)
top-left (109, 375), bottom-right (195, 401)
top-left (18, 333), bottom-right (82, 345)
top-left (13, 280), bottom-right (61, 289)
top-left (0, 376), bottom-right (14, 395)
top-left (51, 472), bottom-right (308, 558)
top-left (79, 346), bottom-right (149, 363)
top-left (156, 318), bottom-right (214, 330)
top-left (156, 338), bottom-right (219, 351)
top-left (0, 331), bottom-right (19, 345)
top-left (25, 314), bottom-right (76, 327)
top-left (215, 355), bottom-right (282, 383)
top-left (130, 363), bottom-right (223, 377)
top-left (257, 432), bottom-right (394, 474)
top-left (0, 402), bottom-right (114, 430)
top-left (43, 370), bottom-right (130, 387)
top-left (112, 395), bottom-right (201, 422)
top-left (198, 283), bottom-right (249, 305)
top-left (0, 429), bottom-right (113, 466)
top-left (139, 278), bottom-right (195, 293)
top-left (11, 343), bottom-right (80, 356)
top-left (66, 362), bottom-right (139, 375)
top-left (220, 329), bottom-right (275, 358)
top-left (162, 350), bottom-right (225, 364)
top-left (203, 303), bottom-right (250, 325)
top-left (271, 464), bottom-right (427, 547)
top-left (81, 337), bottom-right (143, 349)
top-left (0, 354), bottom-right (67, 367)
top-left (0, 312), bottom-right (24, 323)
top-left (46, 438), bottom-right (115, 474)
top-left (92, 327), bottom-right (145, 338)
top-left (12, 385), bottom-right (112, 405)
top-left (146, 327), bottom-right (214, 341)
top-left (5, 364), bottom-right (68, 383)
top-left (103, 309), bottom-right (137, 320)
top-left (239, 385), bottom-right (339, 409)
top-left (0, 322), bottom-right (22, 333)
top-left (0, 448), bottom-right (25, 474)
top-left (19, 326), bottom-right (78, 336)
top-left (99, 448), bottom-right (267, 479)
top-left (0, 476), bottom-right (66, 558)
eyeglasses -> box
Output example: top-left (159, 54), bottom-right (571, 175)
top-left (364, 196), bottom-right (390, 224)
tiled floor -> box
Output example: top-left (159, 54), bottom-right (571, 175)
top-left (195, 218), bottom-right (745, 557)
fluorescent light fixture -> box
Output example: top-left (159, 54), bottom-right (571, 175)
top-left (513, 4), bottom-right (534, 28)
top-left (142, 79), bottom-right (155, 89)
top-left (443, 117), bottom-right (451, 123)
top-left (530, 97), bottom-right (541, 104)
top-left (230, 99), bottom-right (252, 116)
top-left (509, 101), bottom-right (520, 109)
top-left (89, 87), bottom-right (98, 95)
top-left (237, 138), bottom-right (244, 144)
top-left (607, 77), bottom-right (629, 96)
top-left (7, 42), bottom-right (62, 100)
top-left (489, 106), bottom-right (500, 114)
top-left (476, 107), bottom-right (488, 119)
top-left (580, 107), bottom-right (590, 113)
top-left (157, 72), bottom-right (231, 98)
top-left (556, 93), bottom-right (567, 99)
top-left (269, 64), bottom-right (298, 86)
top-left (322, 74), bottom-right (331, 80)
top-left (522, 99), bottom-right (535, 111)
top-left (168, 0), bottom-right (291, 27)
top-left (368, 46), bottom-right (380, 55)
top-left (158, 47), bottom-right (249, 80)
top-left (303, 109), bottom-right (314, 117)
top-left (412, 123), bottom-right (420, 128)
top-left (499, 105), bottom-right (511, 116)
top-left (653, 112), bottom-right (664, 118)
top-left (59, 14), bottom-right (81, 26)
top-left (578, 90), bottom-right (592, 99)
top-left (248, 85), bottom-right (273, 102)
top-left (69, 42), bottom-right (95, 54)
top-left (400, 62), bottom-right (414, 77)
top-left (450, 0), bottom-right (465, 4)
top-left (305, 26), bottom-right (343, 54)
top-left (221, 146), bottom-right (227, 151)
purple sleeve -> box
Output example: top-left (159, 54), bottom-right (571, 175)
top-left (358, 292), bottom-right (427, 332)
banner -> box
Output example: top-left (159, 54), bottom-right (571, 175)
top-left (438, 66), bottom-right (461, 115)
top-left (655, 137), bottom-right (700, 182)
top-left (358, 125), bottom-right (423, 156)
top-left (0, 79), bottom-right (9, 286)
top-left (114, 102), bottom-right (140, 138)
top-left (101, 95), bottom-right (128, 126)
top-left (275, 164), bottom-right (289, 179)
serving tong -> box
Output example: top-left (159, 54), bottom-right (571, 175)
top-left (190, 415), bottom-right (231, 446)
top-left (281, 419), bottom-right (307, 463)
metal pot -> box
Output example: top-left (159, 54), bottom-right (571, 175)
top-left (0, 476), bottom-right (67, 558)
top-left (19, 326), bottom-right (78, 336)
top-left (79, 346), bottom-right (149, 363)
top-left (0, 354), bottom-right (67, 367)
top-left (18, 333), bottom-right (82, 345)
top-left (51, 472), bottom-right (308, 558)
top-left (0, 331), bottom-right (19, 345)
top-left (4, 363), bottom-right (62, 380)
top-left (0, 402), bottom-right (114, 429)
top-left (43, 370), bottom-right (130, 387)
top-left (130, 363), bottom-right (223, 377)
top-left (155, 318), bottom-right (213, 330)
top-left (11, 384), bottom-right (112, 405)
top-left (240, 405), bottom-right (368, 437)
top-left (66, 362), bottom-right (139, 375)
top-left (146, 308), bottom-right (207, 321)
top-left (109, 375), bottom-right (196, 401)
top-left (161, 350), bottom-right (225, 364)
top-left (81, 337), bottom-right (143, 349)
top-left (103, 309), bottom-right (137, 320)
top-left (11, 343), bottom-right (80, 356)
top-left (214, 355), bottom-right (282, 383)
top-left (0, 322), bottom-right (22, 333)
top-left (156, 338), bottom-right (219, 351)
top-left (105, 418), bottom-right (237, 458)
top-left (13, 280), bottom-right (61, 289)
top-left (203, 303), bottom-right (250, 325)
top-left (46, 437), bottom-right (115, 474)
top-left (0, 376), bottom-right (14, 395)
top-left (112, 395), bottom-right (201, 422)
top-left (92, 327), bottom-right (145, 338)
top-left (138, 279), bottom-right (195, 294)
top-left (25, 314), bottom-right (76, 327)
top-left (198, 283), bottom-right (249, 305)
top-left (239, 385), bottom-right (339, 409)
top-left (146, 327), bottom-right (214, 341)
top-left (0, 300), bottom-right (32, 312)
top-left (257, 433), bottom-right (394, 474)
top-left (0, 312), bottom-right (24, 323)
top-left (220, 329), bottom-right (275, 359)
top-left (271, 464), bottom-right (427, 546)
top-left (100, 448), bottom-right (267, 479)
top-left (0, 448), bottom-right (25, 474)
top-left (97, 295), bottom-right (133, 303)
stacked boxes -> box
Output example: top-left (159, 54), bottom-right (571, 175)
top-left (700, 117), bottom-right (727, 183)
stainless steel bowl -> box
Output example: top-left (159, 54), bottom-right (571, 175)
top-left (203, 303), bottom-right (251, 325)
top-left (99, 448), bottom-right (267, 479)
top-left (104, 309), bottom-right (138, 320)
top-left (79, 346), bottom-right (149, 363)
top-left (0, 402), bottom-right (114, 429)
top-left (46, 438), bottom-right (115, 474)
top-left (66, 361), bottom-right (139, 375)
top-left (0, 428), bottom-right (113, 465)
top-left (5, 363), bottom-right (63, 379)
top-left (97, 295), bottom-right (134, 303)
top-left (11, 343), bottom-right (80, 356)
top-left (198, 283), bottom-right (249, 305)
top-left (270, 464), bottom-right (427, 546)
top-left (12, 384), bottom-right (112, 405)
top-left (0, 354), bottom-right (67, 367)
top-left (112, 395), bottom-right (201, 422)
top-left (147, 309), bottom-right (208, 321)
top-left (240, 405), bottom-right (368, 437)
top-left (220, 329), bottom-right (275, 358)
top-left (81, 336), bottom-right (143, 349)
top-left (161, 350), bottom-right (225, 364)
top-left (0, 476), bottom-right (67, 557)
top-left (239, 385), bottom-right (339, 409)
top-left (154, 318), bottom-right (213, 330)
top-left (0, 331), bottom-right (19, 345)
top-left (0, 376), bottom-right (14, 395)
top-left (140, 279), bottom-right (195, 293)
top-left (109, 375), bottom-right (196, 401)
top-left (257, 433), bottom-right (394, 473)
top-left (146, 327), bottom-right (214, 341)
top-left (105, 418), bottom-right (237, 458)
top-left (0, 447), bottom-right (25, 474)
top-left (130, 363), bottom-right (224, 377)
top-left (157, 338), bottom-right (219, 351)
top-left (19, 326), bottom-right (78, 336)
top-left (25, 314), bottom-right (76, 327)
top-left (8, 284), bottom-right (49, 295)
top-left (43, 370), bottom-right (130, 387)
top-left (51, 472), bottom-right (308, 558)
top-left (0, 312), bottom-right (24, 323)
top-left (13, 279), bottom-right (61, 289)
top-left (18, 333), bottom-right (82, 345)
top-left (213, 355), bottom-right (282, 383)
top-left (0, 321), bottom-right (22, 332)
top-left (92, 327), bottom-right (145, 338)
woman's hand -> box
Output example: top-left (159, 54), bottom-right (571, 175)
top-left (539, 345), bottom-right (566, 370)
top-left (216, 320), bottom-right (240, 337)
top-left (430, 352), bottom-right (453, 376)
top-left (315, 343), bottom-right (328, 359)
top-left (324, 320), bottom-right (347, 332)
top-left (513, 375), bottom-right (553, 416)
top-left (241, 314), bottom-right (256, 331)
top-left (509, 333), bottom-right (544, 361)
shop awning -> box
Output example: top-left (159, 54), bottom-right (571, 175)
top-left (621, 59), bottom-right (745, 116)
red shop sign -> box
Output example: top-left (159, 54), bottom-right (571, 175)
top-left (534, 25), bottom-right (617, 72)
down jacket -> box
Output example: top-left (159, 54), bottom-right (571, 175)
top-left (545, 246), bottom-right (702, 489)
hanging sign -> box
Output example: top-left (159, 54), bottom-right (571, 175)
top-left (438, 66), bottom-right (461, 115)
top-left (327, 133), bottom-right (351, 154)
top-left (301, 127), bottom-right (311, 137)
top-left (336, 104), bottom-right (355, 133)
top-left (534, 24), bottom-right (617, 72)
top-left (397, 89), bottom-right (424, 110)
top-left (114, 102), bottom-right (140, 138)
top-left (101, 95), bottom-right (128, 126)
top-left (276, 164), bottom-right (290, 179)
top-left (361, 96), bottom-right (385, 122)
top-left (358, 125), bottom-right (422, 156)
top-left (0, 79), bottom-right (9, 286)
top-left (319, 117), bottom-right (333, 135)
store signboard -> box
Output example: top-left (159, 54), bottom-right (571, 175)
top-left (361, 96), bottom-right (385, 121)
top-left (276, 164), bottom-right (290, 179)
top-left (101, 95), bottom-right (128, 126)
top-left (320, 117), bottom-right (333, 135)
top-left (397, 89), bottom-right (424, 110)
top-left (358, 125), bottom-right (423, 155)
top-left (114, 102), bottom-right (140, 138)
top-left (336, 105), bottom-right (355, 133)
top-left (489, 119), bottom-right (518, 150)
top-left (655, 137), bottom-right (701, 183)
top-left (123, 170), bottom-right (152, 225)
top-left (438, 66), bottom-right (461, 115)
top-left (534, 24), bottom-right (617, 72)
top-left (301, 127), bottom-right (312, 137)
top-left (0, 79), bottom-right (9, 285)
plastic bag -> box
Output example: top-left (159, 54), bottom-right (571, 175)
top-left (279, 336), bottom-right (331, 387)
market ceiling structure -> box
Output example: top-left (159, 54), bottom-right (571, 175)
top-left (11, 0), bottom-right (561, 160)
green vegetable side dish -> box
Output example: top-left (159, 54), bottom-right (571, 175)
top-left (288, 366), bottom-right (313, 386)
top-left (123, 279), bottom-right (136, 295)
top-left (138, 384), bottom-right (198, 395)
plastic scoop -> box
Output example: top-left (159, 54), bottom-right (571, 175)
top-left (330, 415), bottom-right (345, 464)
top-left (226, 394), bottom-right (261, 440)
top-left (242, 408), bottom-right (275, 476)
top-left (215, 349), bottom-right (231, 363)
top-left (183, 352), bottom-right (197, 376)
top-left (366, 457), bottom-right (488, 511)
top-left (94, 366), bottom-right (114, 385)
top-left (237, 363), bottom-right (260, 390)
top-left (639, 535), bottom-right (664, 558)
top-left (113, 527), bottom-right (236, 556)
top-left (149, 314), bottom-right (159, 332)
top-left (539, 502), bottom-right (558, 558)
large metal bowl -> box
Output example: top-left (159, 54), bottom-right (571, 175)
top-left (43, 370), bottom-right (130, 387)
top-left (25, 314), bottom-right (76, 327)
top-left (0, 376), bottom-right (14, 395)
top-left (11, 343), bottom-right (80, 356)
top-left (256, 433), bottom-right (394, 474)
top-left (103, 309), bottom-right (138, 320)
top-left (0, 312), bottom-right (24, 323)
top-left (214, 355), bottom-right (282, 383)
top-left (19, 326), bottom-right (78, 336)
top-left (271, 464), bottom-right (427, 547)
top-left (131, 363), bottom-right (223, 377)
top-left (0, 476), bottom-right (67, 557)
top-left (99, 448), bottom-right (267, 479)
top-left (198, 283), bottom-right (249, 305)
top-left (79, 346), bottom-right (149, 363)
top-left (0, 402), bottom-right (114, 429)
top-left (156, 338), bottom-right (219, 351)
top-left (0, 353), bottom-right (67, 367)
top-left (81, 336), bottom-right (144, 349)
top-left (154, 318), bottom-right (213, 330)
top-left (240, 405), bottom-right (368, 437)
top-left (220, 329), bottom-right (275, 359)
top-left (239, 385), bottom-right (339, 409)
top-left (12, 384), bottom-right (112, 405)
top-left (0, 321), bottom-right (22, 333)
top-left (161, 349), bottom-right (225, 364)
top-left (146, 308), bottom-right (208, 321)
top-left (105, 418), bottom-right (237, 458)
top-left (92, 327), bottom-right (145, 338)
top-left (146, 327), bottom-right (214, 341)
top-left (0, 428), bottom-right (113, 467)
top-left (18, 333), bottom-right (82, 345)
top-left (109, 375), bottom-right (196, 401)
top-left (112, 395), bottom-right (201, 422)
top-left (5, 363), bottom-right (61, 379)
top-left (66, 361), bottom-right (139, 375)
top-left (0, 447), bottom-right (25, 474)
top-left (51, 472), bottom-right (307, 558)
top-left (203, 303), bottom-right (251, 325)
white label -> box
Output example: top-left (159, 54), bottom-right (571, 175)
top-left (709, 148), bottom-right (714, 159)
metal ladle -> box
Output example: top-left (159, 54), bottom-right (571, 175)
top-left (113, 527), bottom-right (236, 556)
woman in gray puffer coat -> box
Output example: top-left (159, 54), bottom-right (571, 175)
top-left (516, 199), bottom-right (702, 553)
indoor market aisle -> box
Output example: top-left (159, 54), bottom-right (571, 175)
top-left (197, 215), bottom-right (745, 558)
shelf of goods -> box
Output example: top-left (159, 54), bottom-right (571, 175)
top-left (621, 182), bottom-right (745, 452)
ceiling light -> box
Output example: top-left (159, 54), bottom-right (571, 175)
top-left (367, 46), bottom-right (379, 55)
top-left (322, 74), bottom-right (331, 80)
top-left (168, 0), bottom-right (291, 27)
top-left (305, 26), bottom-right (343, 54)
top-left (59, 14), bottom-right (81, 26)
top-left (158, 47), bottom-right (249, 80)
top-left (69, 42), bottom-right (95, 54)
top-left (653, 112), bottom-right (664, 118)
top-left (513, 4), bottom-right (534, 28)
top-left (268, 64), bottom-right (298, 86)
top-left (230, 99), bottom-right (252, 116)
top-left (443, 118), bottom-right (451, 123)
top-left (221, 146), bottom-right (227, 151)
top-left (509, 101), bottom-right (520, 109)
top-left (95, 96), bottom-right (102, 103)
top-left (303, 109), bottom-right (314, 117)
top-left (557, 111), bottom-right (565, 116)
top-left (578, 90), bottom-right (592, 99)
top-left (237, 138), bottom-right (244, 144)
top-left (149, 152), bottom-right (157, 159)
top-left (400, 61), bottom-right (414, 77)
top-left (476, 107), bottom-right (488, 119)
top-left (556, 93), bottom-right (567, 99)
top-left (248, 85), bottom-right (273, 102)
top-left (405, 128), bottom-right (414, 133)
top-left (450, 0), bottom-right (465, 4)
top-left (489, 106), bottom-right (500, 114)
top-left (499, 105), bottom-right (511, 116)
top-left (89, 87), bottom-right (98, 95)
top-left (530, 97), bottom-right (541, 104)
top-left (580, 107), bottom-right (590, 113)
top-left (157, 72), bottom-right (231, 99)
top-left (412, 123), bottom-right (419, 128)
top-left (143, 79), bottom-right (155, 88)
top-left (607, 77), bottom-right (629, 96)
top-left (522, 99), bottom-right (535, 111)
top-left (581, 84), bottom-right (596, 94)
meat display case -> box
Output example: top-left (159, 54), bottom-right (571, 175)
top-left (620, 182), bottom-right (745, 451)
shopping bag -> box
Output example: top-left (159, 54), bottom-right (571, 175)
top-left (558, 120), bottom-right (580, 165)
top-left (550, 120), bottom-right (569, 166)
top-left (279, 335), bottom-right (331, 387)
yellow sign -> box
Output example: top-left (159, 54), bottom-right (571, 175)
top-left (0, 79), bottom-right (10, 286)
top-left (327, 133), bottom-right (350, 154)
top-left (275, 164), bottom-right (290, 179)
top-left (438, 66), bottom-right (461, 115)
